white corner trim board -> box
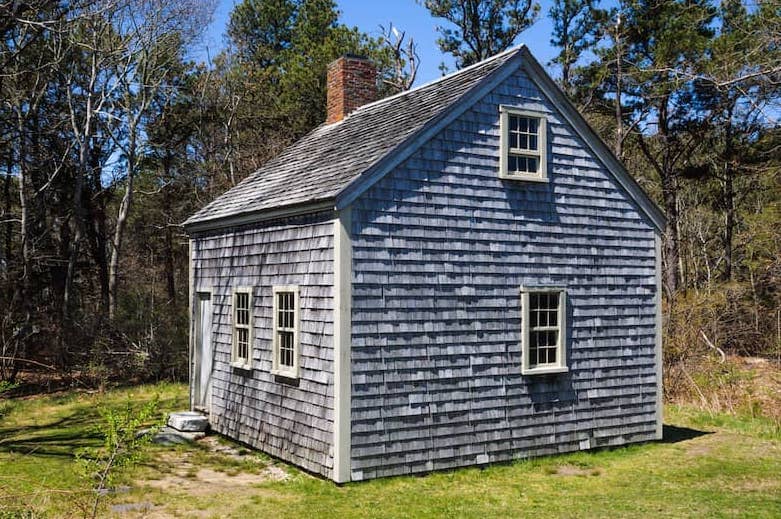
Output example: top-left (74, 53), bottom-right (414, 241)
top-left (332, 208), bottom-right (352, 483)
top-left (188, 238), bottom-right (194, 410)
top-left (655, 232), bottom-right (664, 440)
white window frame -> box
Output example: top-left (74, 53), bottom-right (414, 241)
top-left (272, 285), bottom-right (300, 379)
top-left (231, 287), bottom-right (253, 369)
top-left (520, 286), bottom-right (568, 375)
top-left (499, 106), bottom-right (548, 182)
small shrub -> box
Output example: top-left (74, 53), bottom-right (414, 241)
top-left (76, 395), bottom-right (163, 518)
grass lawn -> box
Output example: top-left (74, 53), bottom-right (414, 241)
top-left (1, 383), bottom-right (780, 518)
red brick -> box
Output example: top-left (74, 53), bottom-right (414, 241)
top-left (326, 55), bottom-right (377, 124)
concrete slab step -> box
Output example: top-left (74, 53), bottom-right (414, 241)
top-left (167, 411), bottom-right (209, 432)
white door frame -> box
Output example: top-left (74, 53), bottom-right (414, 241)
top-left (192, 289), bottom-right (213, 413)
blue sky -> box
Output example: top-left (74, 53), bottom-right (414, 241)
top-left (195, 0), bottom-right (568, 85)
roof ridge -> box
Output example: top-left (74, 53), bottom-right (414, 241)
top-left (344, 44), bottom-right (526, 116)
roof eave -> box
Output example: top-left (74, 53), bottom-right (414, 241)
top-left (183, 199), bottom-right (336, 234)
top-left (518, 47), bottom-right (667, 232)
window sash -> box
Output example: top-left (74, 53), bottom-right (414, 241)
top-left (508, 114), bottom-right (540, 152)
top-left (232, 288), bottom-right (252, 368)
top-left (521, 287), bottom-right (567, 374)
top-left (499, 107), bottom-right (547, 180)
top-left (272, 286), bottom-right (299, 378)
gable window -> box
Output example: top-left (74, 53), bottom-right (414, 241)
top-left (272, 285), bottom-right (300, 379)
top-left (521, 287), bottom-right (568, 375)
top-left (500, 106), bottom-right (547, 181)
top-left (232, 288), bottom-right (253, 369)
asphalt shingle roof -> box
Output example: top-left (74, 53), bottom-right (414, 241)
top-left (184, 48), bottom-right (519, 228)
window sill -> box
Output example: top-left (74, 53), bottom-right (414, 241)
top-left (499, 172), bottom-right (548, 183)
top-left (522, 366), bottom-right (569, 376)
top-left (271, 368), bottom-right (299, 380)
top-left (230, 362), bottom-right (252, 371)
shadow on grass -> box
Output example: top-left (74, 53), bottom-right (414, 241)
top-left (661, 424), bottom-right (712, 444)
top-left (0, 405), bottom-right (104, 459)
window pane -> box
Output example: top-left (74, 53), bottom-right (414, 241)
top-left (237, 328), bottom-right (249, 361)
top-left (519, 134), bottom-right (528, 150)
top-left (529, 135), bottom-right (538, 151)
top-left (279, 330), bottom-right (294, 367)
top-left (510, 115), bottom-right (518, 131)
top-left (527, 158), bottom-right (538, 173)
top-left (528, 118), bottom-right (538, 133)
top-left (236, 292), bottom-right (250, 326)
top-left (510, 133), bottom-right (519, 149)
top-left (526, 290), bottom-right (563, 368)
top-left (519, 117), bottom-right (528, 132)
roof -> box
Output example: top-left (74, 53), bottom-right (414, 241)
top-left (184, 46), bottom-right (666, 232)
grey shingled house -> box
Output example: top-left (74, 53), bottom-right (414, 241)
top-left (184, 46), bottom-right (666, 483)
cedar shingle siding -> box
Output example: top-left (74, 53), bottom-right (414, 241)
top-left (348, 67), bottom-right (658, 480)
top-left (191, 212), bottom-right (336, 477)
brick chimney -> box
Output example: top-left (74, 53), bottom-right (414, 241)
top-left (326, 55), bottom-right (377, 124)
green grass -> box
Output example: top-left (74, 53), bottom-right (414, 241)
top-left (1, 384), bottom-right (780, 518)
top-left (0, 383), bottom-right (186, 516)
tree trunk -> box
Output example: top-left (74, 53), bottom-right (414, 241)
top-left (661, 170), bottom-right (680, 294)
top-left (108, 172), bottom-right (133, 320)
top-left (162, 155), bottom-right (176, 305)
top-left (87, 138), bottom-right (110, 309)
top-left (614, 19), bottom-right (624, 159)
top-left (108, 124), bottom-right (138, 319)
top-left (722, 167), bottom-right (735, 282)
top-left (721, 118), bottom-right (735, 282)
top-left (164, 223), bottom-right (176, 305)
top-left (15, 112), bottom-right (32, 379)
top-left (63, 149), bottom-right (86, 330)
top-left (3, 152), bottom-right (11, 265)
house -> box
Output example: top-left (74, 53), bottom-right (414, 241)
top-left (183, 46), bottom-right (666, 483)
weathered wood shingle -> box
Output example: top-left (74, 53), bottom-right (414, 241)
top-left (348, 66), bottom-right (659, 480)
top-left (191, 212), bottom-right (336, 478)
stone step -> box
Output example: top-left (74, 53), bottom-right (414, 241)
top-left (167, 411), bottom-right (209, 432)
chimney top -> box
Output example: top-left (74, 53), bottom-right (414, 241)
top-left (326, 55), bottom-right (377, 124)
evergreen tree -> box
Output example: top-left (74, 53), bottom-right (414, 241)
top-left (548, 0), bottom-right (599, 96)
top-left (424, 0), bottom-right (540, 68)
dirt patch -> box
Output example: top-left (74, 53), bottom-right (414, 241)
top-left (131, 435), bottom-right (292, 501)
top-left (135, 441), bottom-right (290, 498)
top-left (554, 465), bottom-right (601, 477)
top-left (140, 464), bottom-right (288, 495)
top-left (197, 435), bottom-right (257, 460)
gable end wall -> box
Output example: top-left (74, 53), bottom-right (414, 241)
top-left (349, 66), bottom-right (659, 480)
